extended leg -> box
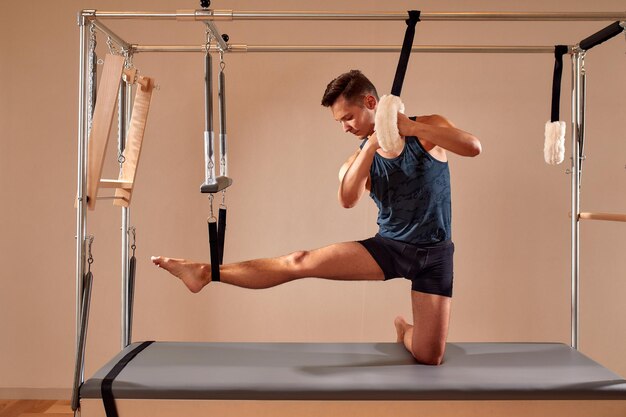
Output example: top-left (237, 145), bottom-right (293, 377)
top-left (394, 291), bottom-right (451, 365)
top-left (152, 241), bottom-right (384, 293)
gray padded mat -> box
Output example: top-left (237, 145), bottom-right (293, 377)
top-left (80, 342), bottom-right (626, 400)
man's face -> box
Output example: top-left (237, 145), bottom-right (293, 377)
top-left (330, 94), bottom-right (376, 139)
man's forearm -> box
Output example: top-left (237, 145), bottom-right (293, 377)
top-left (406, 118), bottom-right (481, 157)
top-left (338, 141), bottom-right (377, 208)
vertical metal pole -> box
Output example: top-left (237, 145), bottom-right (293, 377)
top-left (73, 12), bottom-right (89, 413)
top-left (218, 61), bottom-right (227, 176)
top-left (125, 79), bottom-right (133, 346)
top-left (570, 51), bottom-right (582, 350)
top-left (119, 79), bottom-right (130, 349)
top-left (204, 51), bottom-right (216, 185)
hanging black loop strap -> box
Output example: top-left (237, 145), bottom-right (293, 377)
top-left (208, 220), bottom-right (221, 281)
top-left (550, 45), bottom-right (569, 122)
top-left (391, 10), bottom-right (421, 97)
top-left (101, 341), bottom-right (154, 417)
top-left (217, 207), bottom-right (227, 265)
top-left (128, 254), bottom-right (136, 331)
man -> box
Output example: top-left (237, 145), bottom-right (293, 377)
top-left (152, 70), bottom-right (481, 365)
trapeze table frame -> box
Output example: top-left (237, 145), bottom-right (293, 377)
top-left (74, 7), bottom-right (626, 416)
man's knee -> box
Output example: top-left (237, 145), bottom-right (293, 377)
top-left (285, 250), bottom-right (310, 272)
top-left (412, 345), bottom-right (445, 366)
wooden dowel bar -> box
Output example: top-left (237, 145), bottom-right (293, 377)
top-left (579, 212), bottom-right (626, 223)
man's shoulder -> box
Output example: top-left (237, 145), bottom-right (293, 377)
top-left (413, 114), bottom-right (455, 128)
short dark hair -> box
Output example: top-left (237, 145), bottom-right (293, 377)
top-left (321, 70), bottom-right (379, 107)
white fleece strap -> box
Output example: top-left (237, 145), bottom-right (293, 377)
top-left (375, 94), bottom-right (405, 153)
top-left (544, 120), bottom-right (566, 165)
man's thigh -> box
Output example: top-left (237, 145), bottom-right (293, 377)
top-left (300, 241), bottom-right (385, 281)
top-left (411, 291), bottom-right (451, 357)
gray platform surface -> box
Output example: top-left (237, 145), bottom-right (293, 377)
top-left (80, 342), bottom-right (626, 400)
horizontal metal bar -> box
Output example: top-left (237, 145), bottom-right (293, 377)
top-left (87, 9), bottom-right (626, 21)
top-left (132, 44), bottom-right (563, 54)
top-left (90, 11), bottom-right (180, 19)
top-left (91, 19), bottom-right (131, 50)
top-left (232, 11), bottom-right (626, 21)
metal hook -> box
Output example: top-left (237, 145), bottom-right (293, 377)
top-left (123, 49), bottom-right (134, 69)
top-left (219, 50), bottom-right (225, 71)
top-left (86, 235), bottom-right (95, 265)
top-left (204, 23), bottom-right (213, 54)
top-left (107, 37), bottom-right (115, 54)
top-left (208, 194), bottom-right (216, 222)
top-left (129, 226), bottom-right (136, 252)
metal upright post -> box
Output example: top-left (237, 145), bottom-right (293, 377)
top-left (570, 51), bottom-right (582, 350)
top-left (75, 10), bottom-right (89, 379)
top-left (119, 78), bottom-right (130, 349)
top-left (72, 11), bottom-right (91, 414)
top-left (218, 55), bottom-right (227, 177)
top-left (124, 77), bottom-right (133, 346)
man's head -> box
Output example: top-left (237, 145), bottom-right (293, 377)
top-left (321, 70), bottom-right (378, 138)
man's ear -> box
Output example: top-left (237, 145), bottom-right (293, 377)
top-left (364, 95), bottom-right (377, 110)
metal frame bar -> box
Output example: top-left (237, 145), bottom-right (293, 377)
top-left (73, 13), bottom-right (88, 415)
top-left (132, 44), bottom-right (563, 54)
top-left (570, 50), bottom-right (585, 350)
top-left (85, 10), bottom-right (626, 21)
top-left (120, 71), bottom-right (134, 349)
top-left (73, 12), bottom-right (626, 407)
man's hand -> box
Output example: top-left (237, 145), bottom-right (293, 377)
top-left (397, 112), bottom-right (415, 137)
top-left (364, 131), bottom-right (382, 151)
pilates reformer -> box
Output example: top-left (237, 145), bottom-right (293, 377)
top-left (73, 4), bottom-right (626, 417)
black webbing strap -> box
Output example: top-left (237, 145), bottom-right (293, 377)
top-left (208, 220), bottom-right (221, 281)
top-left (217, 207), bottom-right (227, 265)
top-left (101, 341), bottom-right (154, 417)
top-left (550, 45), bottom-right (569, 122)
top-left (391, 10), bottom-right (421, 97)
top-left (128, 255), bottom-right (136, 325)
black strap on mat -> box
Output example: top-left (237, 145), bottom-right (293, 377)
top-left (217, 207), bottom-right (227, 265)
top-left (391, 10), bottom-right (421, 97)
top-left (208, 220), bottom-right (221, 281)
top-left (101, 341), bottom-right (154, 417)
top-left (550, 45), bottom-right (569, 122)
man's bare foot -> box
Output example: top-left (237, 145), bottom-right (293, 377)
top-left (394, 316), bottom-right (409, 343)
top-left (151, 256), bottom-right (211, 293)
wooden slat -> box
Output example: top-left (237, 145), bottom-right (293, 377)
top-left (99, 179), bottom-right (133, 189)
top-left (114, 76), bottom-right (155, 207)
top-left (86, 53), bottom-right (125, 210)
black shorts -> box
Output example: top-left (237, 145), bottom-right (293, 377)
top-left (357, 234), bottom-right (454, 297)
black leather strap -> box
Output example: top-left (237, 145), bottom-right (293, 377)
top-left (101, 341), bottom-right (154, 417)
top-left (550, 45), bottom-right (569, 122)
top-left (208, 220), bottom-right (221, 281)
top-left (391, 10), bottom-right (421, 97)
top-left (128, 255), bottom-right (136, 327)
top-left (217, 207), bottom-right (227, 265)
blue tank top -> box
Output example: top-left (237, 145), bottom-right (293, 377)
top-left (360, 132), bottom-right (451, 245)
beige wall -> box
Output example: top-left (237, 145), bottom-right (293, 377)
top-left (1, 0), bottom-right (626, 397)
